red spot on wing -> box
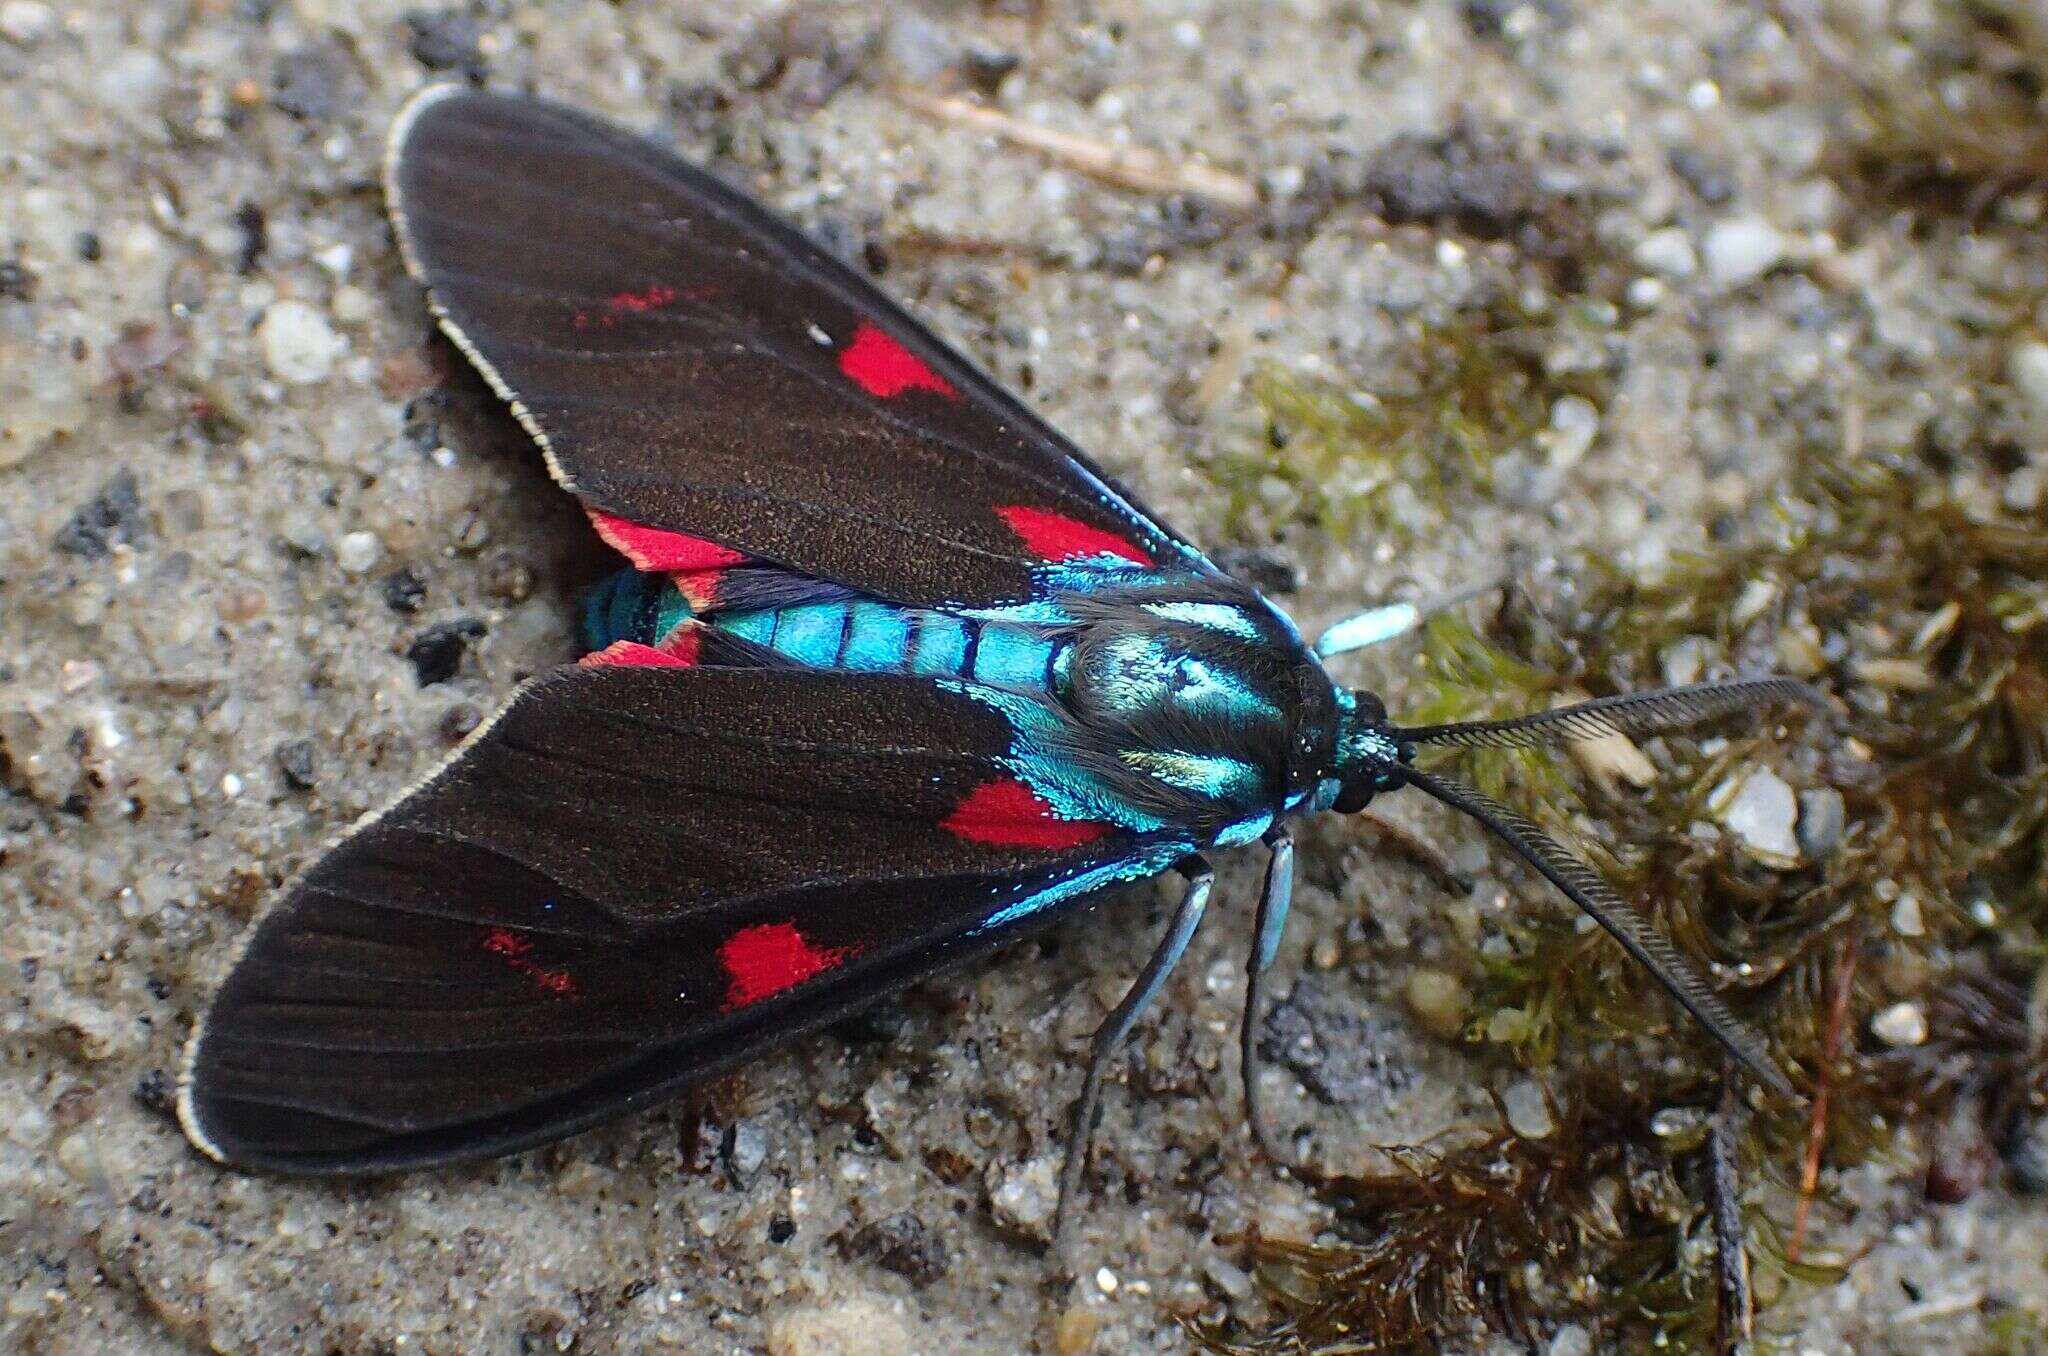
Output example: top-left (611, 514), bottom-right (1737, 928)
top-left (580, 638), bottom-right (694, 669)
top-left (481, 927), bottom-right (579, 997)
top-left (588, 509), bottom-right (748, 572)
top-left (838, 320), bottom-right (957, 400)
top-left (719, 922), bottom-right (860, 1010)
top-left (608, 284), bottom-right (678, 312)
top-left (573, 283), bottom-right (713, 330)
top-left (995, 505), bottom-right (1151, 567)
top-left (941, 778), bottom-right (1109, 849)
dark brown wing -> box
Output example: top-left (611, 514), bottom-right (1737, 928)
top-left (384, 85), bottom-right (1207, 608)
top-left (179, 664), bottom-right (1185, 1171)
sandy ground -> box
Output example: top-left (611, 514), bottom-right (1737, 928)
top-left (5, 1), bottom-right (2047, 1352)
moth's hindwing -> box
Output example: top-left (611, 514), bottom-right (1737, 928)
top-left (180, 663), bottom-right (1184, 1170)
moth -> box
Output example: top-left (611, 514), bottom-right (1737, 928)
top-left (180, 87), bottom-right (1808, 1230)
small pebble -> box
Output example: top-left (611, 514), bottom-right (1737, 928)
top-left (985, 1153), bottom-right (1059, 1245)
top-left (1890, 891), bottom-right (1925, 938)
top-left (272, 45), bottom-right (349, 120)
top-left (1202, 1255), bottom-right (1254, 1303)
top-left (1546, 1324), bottom-right (1594, 1356)
top-left (1539, 395), bottom-right (1599, 469)
top-left (766, 1298), bottom-right (912, 1356)
top-left (1871, 1001), bottom-right (1928, 1048)
top-left (0, 0), bottom-right (53, 46)
top-left (1501, 1077), bottom-right (1555, 1139)
top-left (1402, 967), bottom-right (1471, 1040)
top-left (406, 618), bottom-right (485, 686)
top-left (840, 1212), bottom-right (948, 1286)
top-left (382, 566), bottom-right (427, 614)
top-left (1632, 226), bottom-right (1698, 278)
top-left (1795, 787), bottom-right (1846, 862)
top-left (1052, 1306), bottom-right (1102, 1356)
top-left (274, 738), bottom-right (317, 791)
top-left (2008, 340), bottom-right (2048, 417)
top-left (1713, 767), bottom-right (1801, 869)
top-left (1703, 215), bottom-right (1786, 288)
top-left (439, 702), bottom-right (483, 743)
top-left (259, 300), bottom-right (347, 385)
top-left (722, 1119), bottom-right (768, 1188)
top-left (335, 530), bottom-right (381, 574)
top-left (97, 48), bottom-right (170, 118)
top-left (880, 13), bottom-right (960, 85)
top-left (1926, 1113), bottom-right (1995, 1204)
top-left (1648, 1105), bottom-right (1709, 1151)
top-left (406, 9), bottom-right (485, 75)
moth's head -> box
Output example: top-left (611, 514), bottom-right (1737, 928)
top-left (1328, 689), bottom-right (1414, 813)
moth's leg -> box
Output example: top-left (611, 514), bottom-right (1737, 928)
top-left (1241, 825), bottom-right (1295, 1165)
top-left (1053, 855), bottom-right (1214, 1245)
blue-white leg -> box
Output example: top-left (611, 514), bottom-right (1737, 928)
top-left (1313, 574), bottom-right (1508, 659)
top-left (1053, 855), bottom-right (1214, 1243)
top-left (1242, 826), bottom-right (1295, 1164)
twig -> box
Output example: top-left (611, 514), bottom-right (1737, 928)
top-left (1789, 929), bottom-right (1859, 1263)
top-left (895, 90), bottom-right (1259, 210)
top-left (1708, 1065), bottom-right (1753, 1354)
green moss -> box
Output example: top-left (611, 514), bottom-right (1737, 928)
top-left (1199, 389), bottom-right (2048, 1349)
top-left (1792, 0), bottom-right (2048, 197)
top-left (1213, 307), bottom-right (1608, 545)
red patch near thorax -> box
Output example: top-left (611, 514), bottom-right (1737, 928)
top-left (588, 509), bottom-right (747, 573)
top-left (995, 505), bottom-right (1151, 566)
top-left (838, 320), bottom-right (957, 400)
top-left (941, 778), bottom-right (1108, 849)
top-left (580, 632), bottom-right (699, 669)
top-left (481, 928), bottom-right (579, 997)
top-left (719, 922), bottom-right (860, 1010)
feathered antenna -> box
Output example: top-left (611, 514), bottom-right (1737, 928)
top-left (1397, 678), bottom-right (1824, 750)
top-left (1384, 759), bottom-right (1795, 1095)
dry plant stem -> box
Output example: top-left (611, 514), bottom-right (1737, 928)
top-left (1709, 1068), bottom-right (1753, 1355)
top-left (1790, 930), bottom-right (1860, 1264)
top-left (895, 89), bottom-right (1260, 209)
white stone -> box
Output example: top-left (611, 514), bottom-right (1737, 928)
top-left (2008, 340), bottom-right (2048, 417)
top-left (329, 284), bottom-right (375, 324)
top-left (1626, 276), bottom-right (1666, 309)
top-left (1703, 215), bottom-right (1786, 288)
top-left (1633, 226), bottom-right (1698, 278)
top-left (259, 300), bottom-right (347, 385)
top-left (1539, 395), bottom-right (1600, 468)
top-left (1871, 1001), bottom-right (1928, 1048)
top-left (95, 48), bottom-right (170, 118)
top-left (1714, 767), bottom-right (1801, 868)
top-left (1890, 891), bottom-right (1925, 937)
top-left (0, 1), bottom-right (53, 45)
top-left (1502, 1077), bottom-right (1555, 1139)
top-left (335, 530), bottom-right (381, 574)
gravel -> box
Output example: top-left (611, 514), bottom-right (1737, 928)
top-left (6, 2), bottom-right (2046, 1352)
